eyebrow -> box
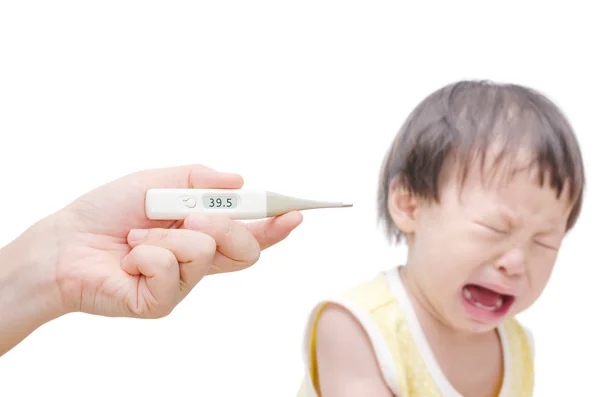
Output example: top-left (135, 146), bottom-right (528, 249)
top-left (489, 207), bottom-right (520, 227)
top-left (537, 220), bottom-right (568, 235)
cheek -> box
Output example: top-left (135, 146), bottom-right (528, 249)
top-left (412, 218), bottom-right (486, 274)
top-left (526, 250), bottom-right (557, 292)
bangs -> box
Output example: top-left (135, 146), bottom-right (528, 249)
top-left (448, 85), bottom-right (583, 206)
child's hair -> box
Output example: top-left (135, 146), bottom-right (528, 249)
top-left (377, 80), bottom-right (585, 244)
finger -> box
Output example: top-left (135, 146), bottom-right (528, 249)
top-left (182, 214), bottom-right (261, 273)
top-left (127, 228), bottom-right (217, 292)
top-left (245, 211), bottom-right (304, 250)
top-left (121, 244), bottom-right (180, 318)
top-left (189, 166), bottom-right (244, 189)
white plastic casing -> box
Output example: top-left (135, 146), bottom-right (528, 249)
top-left (145, 188), bottom-right (268, 220)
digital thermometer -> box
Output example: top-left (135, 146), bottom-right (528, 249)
top-left (145, 188), bottom-right (353, 220)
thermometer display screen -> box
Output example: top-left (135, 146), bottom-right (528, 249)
top-left (203, 195), bottom-right (238, 209)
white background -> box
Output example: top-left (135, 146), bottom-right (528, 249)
top-left (0, 1), bottom-right (598, 396)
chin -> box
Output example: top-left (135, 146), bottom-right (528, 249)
top-left (458, 318), bottom-right (503, 334)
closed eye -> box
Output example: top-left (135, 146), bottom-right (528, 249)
top-left (533, 230), bottom-right (563, 251)
top-left (475, 221), bottom-right (509, 234)
top-left (534, 240), bottom-right (560, 251)
top-left (487, 225), bottom-right (508, 234)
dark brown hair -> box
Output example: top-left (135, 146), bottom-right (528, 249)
top-left (377, 80), bottom-right (585, 244)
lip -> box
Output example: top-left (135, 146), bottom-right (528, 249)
top-left (470, 282), bottom-right (516, 297)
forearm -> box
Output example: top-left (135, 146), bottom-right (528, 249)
top-left (0, 218), bottom-right (64, 357)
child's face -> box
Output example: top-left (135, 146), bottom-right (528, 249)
top-left (390, 152), bottom-right (573, 333)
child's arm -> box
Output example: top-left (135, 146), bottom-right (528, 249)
top-left (315, 303), bottom-right (395, 397)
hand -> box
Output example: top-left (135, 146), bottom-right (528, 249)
top-left (54, 164), bottom-right (303, 318)
top-left (0, 164), bottom-right (302, 355)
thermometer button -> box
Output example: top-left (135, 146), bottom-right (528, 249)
top-left (183, 197), bottom-right (197, 208)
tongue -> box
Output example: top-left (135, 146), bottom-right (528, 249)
top-left (465, 285), bottom-right (501, 306)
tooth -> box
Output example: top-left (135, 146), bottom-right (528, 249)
top-left (463, 288), bottom-right (505, 311)
top-left (474, 302), bottom-right (493, 311)
top-left (495, 297), bottom-right (503, 309)
top-left (463, 289), bottom-right (472, 299)
top-left (472, 297), bottom-right (503, 311)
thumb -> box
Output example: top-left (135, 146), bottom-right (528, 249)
top-left (132, 164), bottom-right (244, 190)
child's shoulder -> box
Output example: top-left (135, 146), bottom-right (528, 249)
top-left (300, 268), bottom-right (405, 347)
top-left (297, 269), bottom-right (406, 397)
top-left (336, 269), bottom-right (401, 315)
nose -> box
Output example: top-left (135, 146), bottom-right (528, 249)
top-left (494, 248), bottom-right (526, 276)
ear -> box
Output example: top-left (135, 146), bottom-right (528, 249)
top-left (387, 177), bottom-right (419, 235)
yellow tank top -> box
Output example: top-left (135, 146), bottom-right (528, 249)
top-left (296, 267), bottom-right (535, 397)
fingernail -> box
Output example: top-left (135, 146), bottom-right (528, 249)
top-left (128, 229), bottom-right (148, 242)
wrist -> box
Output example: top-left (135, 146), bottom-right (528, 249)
top-left (0, 216), bottom-right (65, 356)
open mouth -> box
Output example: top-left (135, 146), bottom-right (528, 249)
top-left (462, 284), bottom-right (515, 319)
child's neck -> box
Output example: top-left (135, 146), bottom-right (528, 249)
top-left (398, 264), bottom-right (495, 344)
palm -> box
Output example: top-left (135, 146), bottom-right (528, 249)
top-left (55, 224), bottom-right (142, 316)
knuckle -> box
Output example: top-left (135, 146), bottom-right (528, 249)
top-left (135, 245), bottom-right (178, 272)
top-left (212, 215), bottom-right (233, 236)
top-left (234, 231), bottom-right (260, 266)
top-left (129, 243), bottom-right (154, 259)
top-left (192, 234), bottom-right (217, 263)
top-left (249, 240), bottom-right (261, 263)
top-left (158, 250), bottom-right (179, 270)
top-left (146, 228), bottom-right (170, 243)
top-left (129, 304), bottom-right (146, 317)
top-left (152, 304), bottom-right (175, 319)
top-left (204, 235), bottom-right (218, 255)
top-left (142, 307), bottom-right (169, 319)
